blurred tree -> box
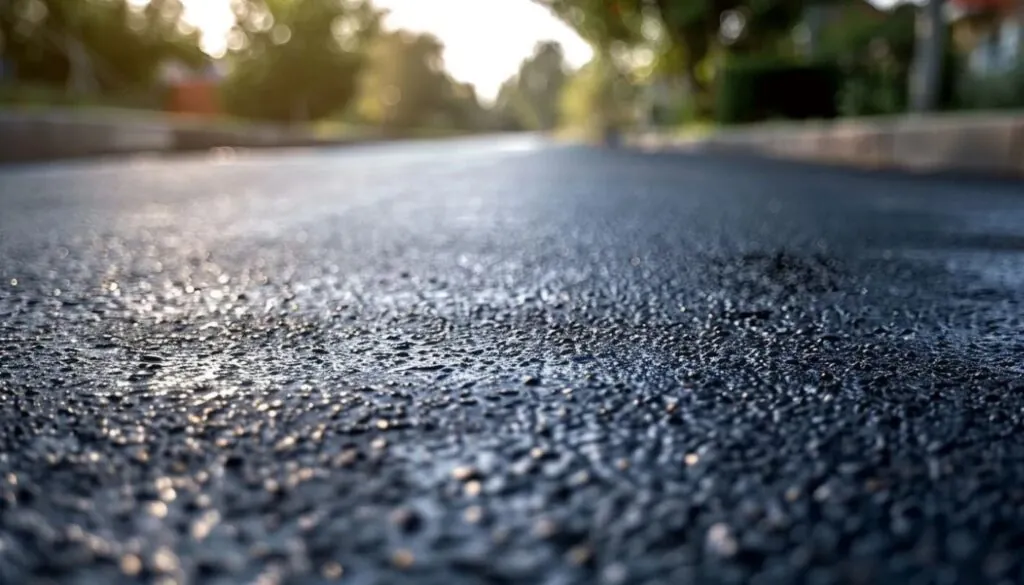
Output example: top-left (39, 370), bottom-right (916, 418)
top-left (909, 0), bottom-right (946, 112)
top-left (535, 0), bottom-right (821, 112)
top-left (222, 0), bottom-right (382, 123)
top-left (356, 30), bottom-right (493, 134)
top-left (517, 41), bottom-right (570, 129)
top-left (1, 0), bottom-right (73, 86)
top-left (0, 0), bottom-right (206, 92)
top-left (559, 50), bottom-right (635, 140)
top-left (493, 78), bottom-right (528, 130)
top-left (438, 79), bottom-right (489, 131)
top-left (84, 0), bottom-right (206, 87)
top-left (355, 30), bottom-right (450, 132)
top-left (493, 41), bottom-right (569, 131)
top-left (820, 2), bottom-right (916, 116)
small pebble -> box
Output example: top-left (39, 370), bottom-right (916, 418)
top-left (707, 523), bottom-right (738, 557)
top-left (391, 549), bottom-right (415, 569)
top-left (120, 554), bottom-right (142, 577)
top-left (321, 561), bottom-right (344, 580)
top-left (567, 545), bottom-right (592, 566)
top-left (463, 505), bottom-right (483, 524)
top-left (451, 465), bottom-right (480, 481)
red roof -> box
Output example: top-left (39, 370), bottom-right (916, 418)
top-left (952, 0), bottom-right (1015, 11)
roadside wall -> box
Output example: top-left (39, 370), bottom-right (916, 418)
top-left (0, 111), bottom-right (174, 163)
top-left (0, 110), bottom-right (356, 164)
top-left (635, 113), bottom-right (1024, 177)
top-left (5, 109), bottom-right (1022, 176)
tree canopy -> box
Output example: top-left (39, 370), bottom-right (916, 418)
top-left (1, 0), bottom-right (206, 91)
top-left (560, 50), bottom-right (636, 138)
top-left (356, 30), bottom-right (447, 130)
top-left (494, 41), bottom-right (570, 130)
top-left (220, 0), bottom-right (382, 123)
top-left (534, 0), bottom-right (823, 103)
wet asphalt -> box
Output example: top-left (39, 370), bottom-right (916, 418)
top-left (2, 135), bottom-right (1024, 585)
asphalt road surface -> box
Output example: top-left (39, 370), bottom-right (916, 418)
top-left (2, 135), bottom-right (1024, 585)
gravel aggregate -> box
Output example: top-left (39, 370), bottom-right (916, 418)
top-left (2, 137), bottom-right (1024, 584)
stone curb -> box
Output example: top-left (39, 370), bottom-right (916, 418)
top-left (0, 110), bottom-right (367, 164)
top-left (633, 114), bottom-right (1024, 178)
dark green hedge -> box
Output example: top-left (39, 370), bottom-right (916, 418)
top-left (715, 58), bottom-right (840, 125)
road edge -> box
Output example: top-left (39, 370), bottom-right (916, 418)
top-left (0, 109), bottom-right (385, 165)
top-left (630, 113), bottom-right (1024, 179)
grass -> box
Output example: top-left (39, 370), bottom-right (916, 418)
top-left (553, 123), bottom-right (610, 144)
top-left (0, 84), bottom-right (477, 142)
top-left (671, 121), bottom-right (716, 140)
top-left (311, 121), bottom-right (478, 142)
top-left (0, 83), bottom-right (161, 111)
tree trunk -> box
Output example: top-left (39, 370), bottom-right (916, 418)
top-left (910, 0), bottom-right (946, 112)
top-left (804, 4), bottom-right (827, 59)
top-left (651, 0), bottom-right (713, 116)
top-left (66, 36), bottom-right (98, 95)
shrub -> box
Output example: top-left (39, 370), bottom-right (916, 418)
top-left (715, 57), bottom-right (840, 125)
top-left (837, 64), bottom-right (908, 117)
top-left (956, 64), bottom-right (1024, 110)
top-left (558, 56), bottom-right (635, 140)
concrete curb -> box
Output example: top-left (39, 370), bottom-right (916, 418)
top-left (0, 110), bottom-right (174, 163)
top-left (633, 114), bottom-right (1024, 178)
top-left (0, 110), bottom-right (368, 164)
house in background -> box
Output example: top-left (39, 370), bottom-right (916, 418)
top-left (158, 60), bottom-right (227, 117)
top-left (950, 0), bottom-right (1023, 76)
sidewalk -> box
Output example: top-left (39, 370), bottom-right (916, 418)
top-left (631, 112), bottom-right (1024, 178)
top-left (0, 108), bottom-right (371, 164)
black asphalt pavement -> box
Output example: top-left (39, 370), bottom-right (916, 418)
top-left (2, 135), bottom-right (1024, 585)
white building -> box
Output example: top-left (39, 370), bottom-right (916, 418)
top-left (950, 0), bottom-right (1024, 76)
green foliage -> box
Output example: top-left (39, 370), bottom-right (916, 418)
top-left (494, 41), bottom-right (570, 131)
top-left (438, 81), bottom-right (489, 132)
top-left (355, 30), bottom-right (471, 132)
top-left (821, 4), bottom-right (960, 117)
top-left (559, 52), bottom-right (635, 140)
top-left (820, 3), bottom-right (915, 58)
top-left (957, 65), bottom-right (1024, 109)
top-left (940, 43), bottom-right (962, 110)
top-left (537, 0), bottom-right (819, 119)
top-left (715, 56), bottom-right (840, 124)
top-left (221, 0), bottom-right (381, 123)
top-left (837, 65), bottom-right (907, 116)
top-left (0, 0), bottom-right (207, 91)
top-left (532, 0), bottom-right (642, 47)
top-left (223, 0), bottom-right (492, 131)
top-left (492, 80), bottom-right (529, 131)
top-left (820, 3), bottom-right (915, 116)
top-left (0, 0), bottom-right (523, 136)
top-left (0, 81), bottom-right (162, 109)
top-left (83, 0), bottom-right (206, 86)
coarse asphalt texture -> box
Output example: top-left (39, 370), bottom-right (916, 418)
top-left (2, 135), bottom-right (1024, 585)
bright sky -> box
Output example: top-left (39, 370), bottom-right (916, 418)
top-left (178, 0), bottom-right (592, 101)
